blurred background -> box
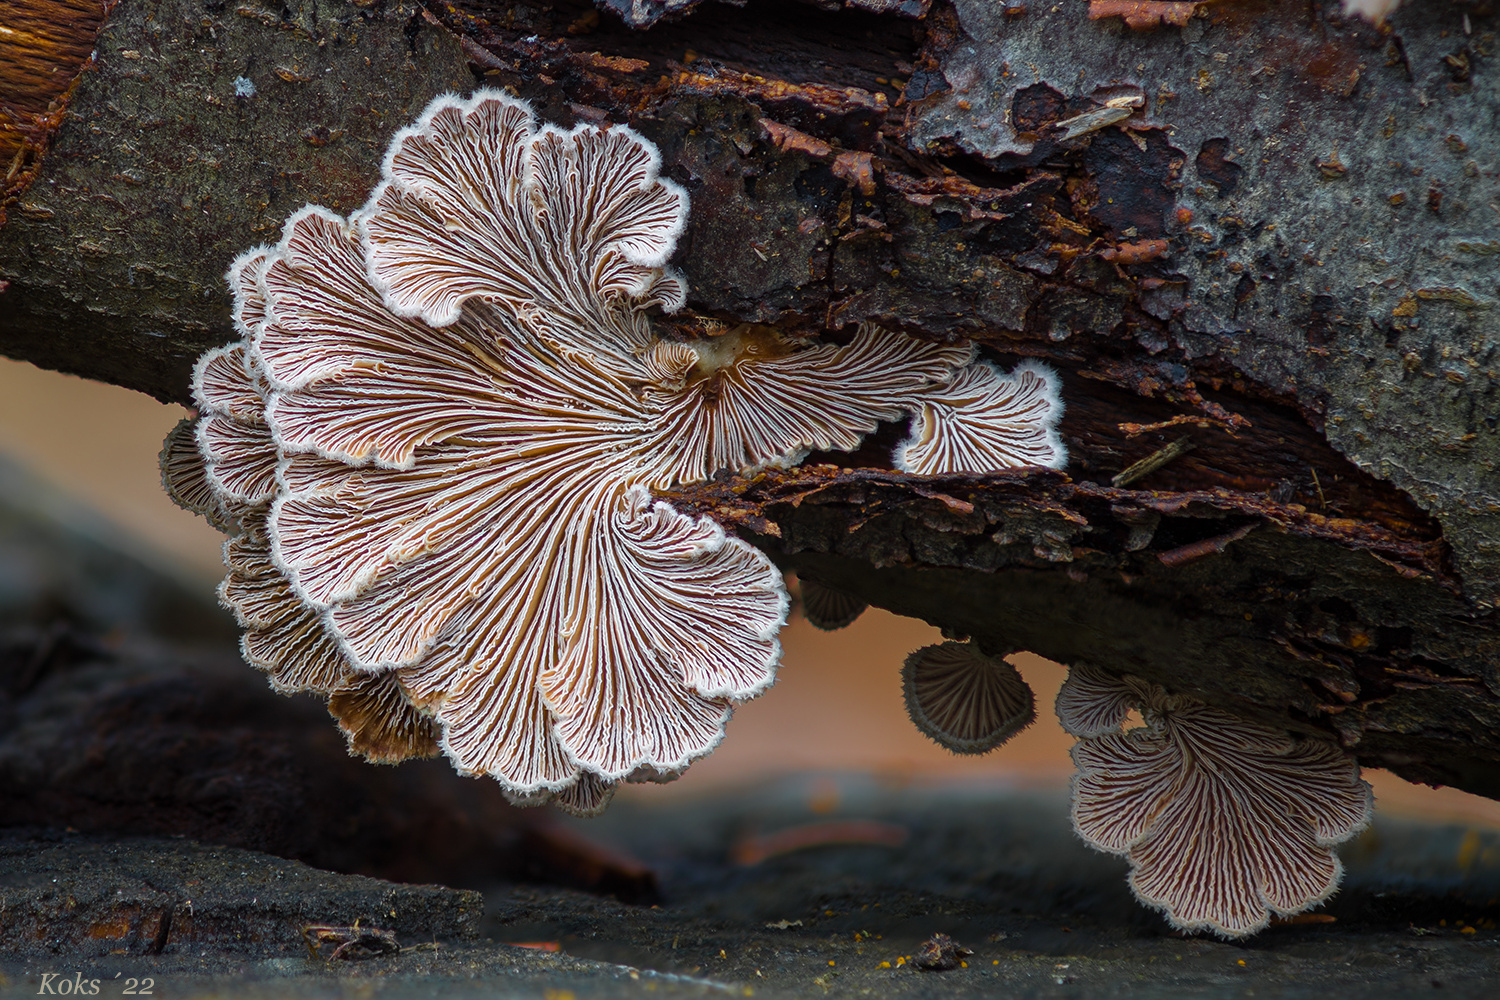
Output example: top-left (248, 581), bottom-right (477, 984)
top-left (3, 354), bottom-right (1498, 829)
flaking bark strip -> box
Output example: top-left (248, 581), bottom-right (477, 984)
top-left (0, 0), bottom-right (121, 224)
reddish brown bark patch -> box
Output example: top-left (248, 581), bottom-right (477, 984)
top-left (1194, 137), bottom-right (1243, 196)
top-left (1087, 1), bottom-right (1207, 30)
top-left (0, 0), bottom-right (118, 225)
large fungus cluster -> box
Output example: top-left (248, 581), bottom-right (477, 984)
top-left (162, 90), bottom-right (1067, 814)
top-left (1056, 664), bottom-right (1373, 938)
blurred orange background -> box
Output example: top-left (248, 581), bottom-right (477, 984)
top-left (3, 355), bottom-right (1498, 829)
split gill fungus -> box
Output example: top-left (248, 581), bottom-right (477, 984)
top-left (160, 90), bottom-right (1068, 815)
top-left (903, 641), bottom-right (1037, 755)
top-left (797, 577), bottom-right (870, 632)
top-left (1057, 664), bottom-right (1373, 938)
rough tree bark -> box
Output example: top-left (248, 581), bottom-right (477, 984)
top-left (0, 0), bottom-right (1496, 796)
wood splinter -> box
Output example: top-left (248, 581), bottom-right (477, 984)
top-left (1158, 523), bottom-right (1257, 568)
top-left (1112, 436), bottom-right (1196, 488)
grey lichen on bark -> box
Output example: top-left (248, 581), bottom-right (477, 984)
top-left (0, 0), bottom-right (471, 402)
top-left (907, 0), bottom-right (1499, 605)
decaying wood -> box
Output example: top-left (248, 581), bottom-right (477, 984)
top-left (0, 1), bottom-right (1495, 797)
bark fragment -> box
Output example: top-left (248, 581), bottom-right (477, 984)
top-left (0, 0), bottom-right (119, 222)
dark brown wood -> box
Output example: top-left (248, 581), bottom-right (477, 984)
top-left (670, 466), bottom-right (1500, 798)
top-left (0, 0), bottom-right (1495, 799)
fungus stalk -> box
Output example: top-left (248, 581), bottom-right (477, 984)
top-left (162, 90), bottom-right (1067, 814)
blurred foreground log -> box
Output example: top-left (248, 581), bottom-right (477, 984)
top-left (0, 1), bottom-right (1496, 797)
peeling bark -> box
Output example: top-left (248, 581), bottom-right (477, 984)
top-left (0, 0), bottom-right (1495, 797)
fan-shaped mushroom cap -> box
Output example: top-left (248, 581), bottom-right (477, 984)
top-left (902, 642), bottom-right (1035, 754)
top-left (642, 323), bottom-right (975, 483)
top-left (165, 88), bottom-right (1075, 815)
top-left (360, 91), bottom-right (687, 348)
top-left (219, 507), bottom-right (442, 765)
top-left (159, 418), bottom-right (231, 531)
top-left (192, 344), bottom-right (278, 505)
top-left (550, 772), bottom-right (619, 818)
top-left (1057, 664), bottom-right (1373, 938)
top-left (1054, 662), bottom-right (1157, 738)
top-left (239, 94), bottom-right (794, 796)
top-left (327, 670), bottom-right (442, 765)
top-left (798, 577), bottom-right (868, 631)
top-left (895, 359), bottom-right (1067, 475)
top-left (165, 299), bottom-right (441, 769)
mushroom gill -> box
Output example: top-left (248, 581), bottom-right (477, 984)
top-left (163, 329), bottom-right (440, 765)
top-left (798, 577), bottom-right (869, 631)
top-left (903, 642), bottom-right (1036, 754)
top-left (163, 90), bottom-right (1069, 814)
top-left (159, 418), bottom-right (229, 532)
top-left (1056, 664), bottom-right (1373, 938)
top-left (895, 359), bottom-right (1066, 475)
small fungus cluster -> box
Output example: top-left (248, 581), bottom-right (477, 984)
top-left (1056, 664), bottom-right (1373, 938)
top-left (163, 90), bottom-right (1067, 814)
top-left (822, 618), bottom-right (1373, 935)
top-left (903, 642), bottom-right (1035, 754)
top-left (798, 578), bottom-right (868, 631)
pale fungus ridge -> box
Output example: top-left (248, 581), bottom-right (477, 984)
top-left (895, 359), bottom-right (1067, 476)
top-left (1342, 0), bottom-right (1404, 24)
top-left (1057, 664), bottom-right (1373, 938)
top-left (161, 298), bottom-right (440, 765)
top-left (163, 89), bottom-right (1069, 813)
top-left (902, 642), bottom-right (1036, 754)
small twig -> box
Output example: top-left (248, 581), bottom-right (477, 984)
top-left (1118, 414), bottom-right (1231, 437)
top-left (1112, 436), bottom-right (1196, 488)
top-left (1310, 467), bottom-right (1327, 510)
top-left (458, 36), bottom-right (514, 73)
top-left (730, 820), bottom-right (909, 866)
top-left (1157, 523), bottom-right (1256, 568)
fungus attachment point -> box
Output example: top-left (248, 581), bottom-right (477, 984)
top-left (798, 577), bottom-right (868, 631)
top-left (164, 89), bottom-right (1071, 815)
top-left (1057, 665), bottom-right (1373, 938)
top-left (902, 642), bottom-right (1036, 754)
